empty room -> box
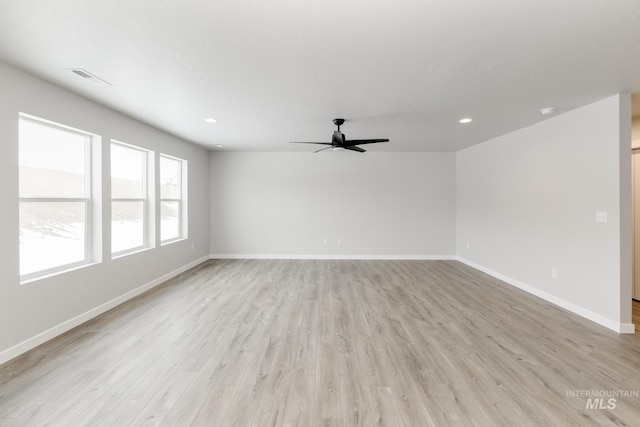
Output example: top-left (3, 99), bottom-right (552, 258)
top-left (1, 1), bottom-right (640, 425)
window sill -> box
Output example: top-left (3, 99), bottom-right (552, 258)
top-left (112, 246), bottom-right (153, 260)
top-left (20, 260), bottom-right (100, 285)
top-left (160, 236), bottom-right (187, 247)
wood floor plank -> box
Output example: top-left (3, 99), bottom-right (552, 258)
top-left (189, 384), bottom-right (235, 426)
top-left (128, 369), bottom-right (197, 426)
top-left (159, 363), bottom-right (227, 426)
top-left (66, 351), bottom-right (182, 425)
top-left (1, 259), bottom-right (640, 426)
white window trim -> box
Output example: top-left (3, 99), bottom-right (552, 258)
top-left (110, 140), bottom-right (154, 257)
top-left (159, 153), bottom-right (187, 245)
top-left (19, 114), bottom-right (98, 283)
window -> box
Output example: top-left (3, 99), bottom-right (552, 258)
top-left (19, 115), bottom-right (97, 279)
top-left (160, 154), bottom-right (187, 243)
top-left (111, 141), bottom-right (153, 255)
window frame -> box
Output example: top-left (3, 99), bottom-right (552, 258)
top-left (18, 114), bottom-right (97, 282)
top-left (110, 140), bottom-right (154, 257)
top-left (159, 153), bottom-right (187, 244)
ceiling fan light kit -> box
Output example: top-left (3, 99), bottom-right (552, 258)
top-left (290, 118), bottom-right (389, 153)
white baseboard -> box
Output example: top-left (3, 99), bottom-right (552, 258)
top-left (209, 254), bottom-right (457, 260)
top-left (619, 323), bottom-right (636, 334)
top-left (0, 256), bottom-right (210, 366)
top-left (456, 257), bottom-right (635, 334)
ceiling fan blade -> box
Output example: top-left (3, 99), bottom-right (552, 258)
top-left (343, 145), bottom-right (366, 153)
top-left (313, 146), bottom-right (333, 153)
top-left (293, 119), bottom-right (389, 152)
top-left (343, 139), bottom-right (389, 146)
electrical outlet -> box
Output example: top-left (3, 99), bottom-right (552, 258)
top-left (595, 211), bottom-right (608, 223)
top-left (551, 268), bottom-right (558, 279)
top-left (466, 242), bottom-right (471, 249)
top-left (323, 238), bottom-right (328, 245)
top-left (190, 244), bottom-right (194, 251)
top-left (337, 239), bottom-right (342, 246)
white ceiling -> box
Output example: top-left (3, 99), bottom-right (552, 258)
top-left (1, 0), bottom-right (640, 151)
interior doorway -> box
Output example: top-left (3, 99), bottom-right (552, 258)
top-left (632, 150), bottom-right (640, 301)
top-left (631, 94), bottom-right (640, 330)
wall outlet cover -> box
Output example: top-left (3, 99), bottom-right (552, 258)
top-left (595, 211), bottom-right (608, 223)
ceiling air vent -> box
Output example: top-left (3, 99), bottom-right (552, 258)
top-left (67, 68), bottom-right (112, 86)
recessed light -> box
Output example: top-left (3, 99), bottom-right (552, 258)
top-left (204, 118), bottom-right (218, 123)
top-left (540, 107), bottom-right (556, 115)
top-left (458, 117), bottom-right (472, 124)
top-left (213, 144), bottom-right (224, 148)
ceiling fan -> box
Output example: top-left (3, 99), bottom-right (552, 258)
top-left (290, 118), bottom-right (389, 153)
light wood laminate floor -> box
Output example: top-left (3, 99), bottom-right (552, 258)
top-left (1, 260), bottom-right (640, 426)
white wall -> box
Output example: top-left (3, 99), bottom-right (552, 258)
top-left (0, 62), bottom-right (210, 363)
top-left (456, 95), bottom-right (633, 332)
top-left (209, 151), bottom-right (456, 258)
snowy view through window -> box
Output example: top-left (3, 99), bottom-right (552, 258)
top-left (19, 118), bottom-right (89, 276)
top-left (19, 116), bottom-right (184, 278)
top-left (160, 155), bottom-right (182, 241)
top-left (111, 142), bottom-right (147, 254)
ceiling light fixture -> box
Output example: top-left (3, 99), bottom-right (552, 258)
top-left (67, 68), bottom-right (111, 86)
top-left (458, 117), bottom-right (472, 124)
top-left (540, 107), bottom-right (556, 115)
top-left (204, 118), bottom-right (218, 123)
top-left (213, 144), bottom-right (224, 148)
